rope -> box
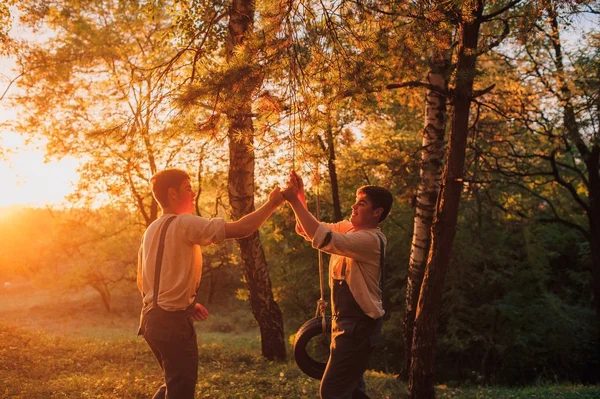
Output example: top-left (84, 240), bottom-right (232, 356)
top-left (285, 7), bottom-right (326, 329)
top-left (286, 8), bottom-right (297, 173)
top-left (315, 173), bottom-right (325, 318)
top-left (313, 165), bottom-right (328, 339)
top-left (290, 97), bottom-right (296, 171)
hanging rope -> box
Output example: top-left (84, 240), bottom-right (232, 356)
top-left (289, 94), bottom-right (296, 171)
top-left (313, 165), bottom-right (328, 338)
top-left (286, 7), bottom-right (297, 173)
top-left (284, 3), bottom-right (326, 332)
top-left (292, 161), bottom-right (332, 380)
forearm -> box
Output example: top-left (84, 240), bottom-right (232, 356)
top-left (294, 192), bottom-right (309, 236)
top-left (288, 196), bottom-right (320, 239)
top-left (313, 229), bottom-right (380, 262)
top-left (225, 199), bottom-right (279, 239)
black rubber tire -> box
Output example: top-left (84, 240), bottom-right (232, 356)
top-left (293, 316), bottom-right (332, 380)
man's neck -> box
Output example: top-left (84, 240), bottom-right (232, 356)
top-left (352, 223), bottom-right (379, 232)
top-left (161, 206), bottom-right (180, 215)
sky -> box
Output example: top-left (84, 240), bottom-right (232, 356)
top-left (1, 84), bottom-right (82, 208)
top-left (0, 6), bottom-right (79, 208)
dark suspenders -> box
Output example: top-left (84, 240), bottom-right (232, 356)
top-left (151, 215), bottom-right (177, 308)
top-left (337, 232), bottom-right (386, 307)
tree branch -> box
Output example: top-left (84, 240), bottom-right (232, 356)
top-left (342, 81), bottom-right (450, 99)
top-left (473, 84), bottom-right (496, 99)
top-left (482, 0), bottom-right (522, 21)
top-left (548, 149), bottom-right (590, 213)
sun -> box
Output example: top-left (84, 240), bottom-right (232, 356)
top-left (0, 132), bottom-right (80, 208)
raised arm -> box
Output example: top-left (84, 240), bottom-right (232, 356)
top-left (290, 171), bottom-right (310, 237)
top-left (224, 186), bottom-right (284, 239)
top-left (283, 172), bottom-right (321, 239)
top-left (288, 196), bottom-right (321, 239)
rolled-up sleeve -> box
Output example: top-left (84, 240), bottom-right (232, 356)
top-left (182, 215), bottom-right (226, 246)
top-left (312, 224), bottom-right (334, 249)
top-left (312, 224), bottom-right (379, 264)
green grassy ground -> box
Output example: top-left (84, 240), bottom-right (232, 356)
top-left (0, 285), bottom-right (598, 398)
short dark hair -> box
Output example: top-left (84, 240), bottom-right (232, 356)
top-left (151, 169), bottom-right (191, 209)
top-left (358, 185), bottom-right (393, 222)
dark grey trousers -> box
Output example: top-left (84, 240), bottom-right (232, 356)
top-left (140, 307), bottom-right (198, 399)
top-left (321, 278), bottom-right (383, 399)
top-left (320, 317), bottom-right (382, 399)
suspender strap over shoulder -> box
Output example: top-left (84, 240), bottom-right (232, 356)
top-left (152, 215), bottom-right (177, 308)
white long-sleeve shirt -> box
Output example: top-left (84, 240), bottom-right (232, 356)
top-left (310, 220), bottom-right (386, 319)
top-left (137, 213), bottom-right (226, 311)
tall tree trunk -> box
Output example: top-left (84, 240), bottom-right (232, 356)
top-left (195, 143), bottom-right (208, 217)
top-left (588, 168), bottom-right (600, 346)
top-left (408, 5), bottom-right (482, 398)
top-left (593, 116), bottom-right (600, 345)
top-left (581, 139), bottom-right (600, 349)
top-left (593, 73), bottom-right (600, 335)
top-left (400, 61), bottom-right (448, 380)
top-left (318, 119), bottom-right (343, 222)
top-left (325, 124), bottom-right (343, 222)
top-left (226, 0), bottom-right (286, 361)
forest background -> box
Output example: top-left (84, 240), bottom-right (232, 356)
top-left (0, 0), bottom-right (599, 398)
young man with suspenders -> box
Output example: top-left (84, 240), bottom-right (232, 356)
top-left (283, 171), bottom-right (393, 399)
top-left (137, 168), bottom-right (284, 399)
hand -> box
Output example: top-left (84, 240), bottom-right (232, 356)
top-left (317, 299), bottom-right (328, 315)
top-left (191, 303), bottom-right (209, 322)
top-left (290, 171), bottom-right (305, 200)
top-left (282, 184), bottom-right (296, 201)
top-left (292, 171), bottom-right (304, 193)
top-left (283, 175), bottom-right (299, 201)
top-left (268, 185), bottom-right (285, 206)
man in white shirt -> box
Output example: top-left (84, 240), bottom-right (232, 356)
top-left (137, 168), bottom-right (284, 399)
top-left (283, 171), bottom-right (393, 399)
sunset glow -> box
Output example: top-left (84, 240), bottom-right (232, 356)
top-left (0, 132), bottom-right (80, 207)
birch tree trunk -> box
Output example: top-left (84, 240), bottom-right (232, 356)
top-left (226, 0), bottom-right (286, 361)
top-left (408, 4), bottom-right (483, 397)
top-left (401, 61), bottom-right (448, 380)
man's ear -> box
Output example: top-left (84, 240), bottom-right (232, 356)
top-left (167, 187), bottom-right (178, 202)
top-left (374, 207), bottom-right (383, 220)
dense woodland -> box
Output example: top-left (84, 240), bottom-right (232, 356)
top-left (0, 1), bottom-right (599, 398)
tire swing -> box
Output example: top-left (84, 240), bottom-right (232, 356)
top-left (292, 169), bottom-right (331, 380)
top-left (293, 313), bottom-right (331, 379)
top-left (285, 86), bottom-right (331, 379)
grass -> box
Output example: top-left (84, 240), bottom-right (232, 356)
top-left (435, 385), bottom-right (600, 399)
top-left (0, 284), bottom-right (599, 398)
